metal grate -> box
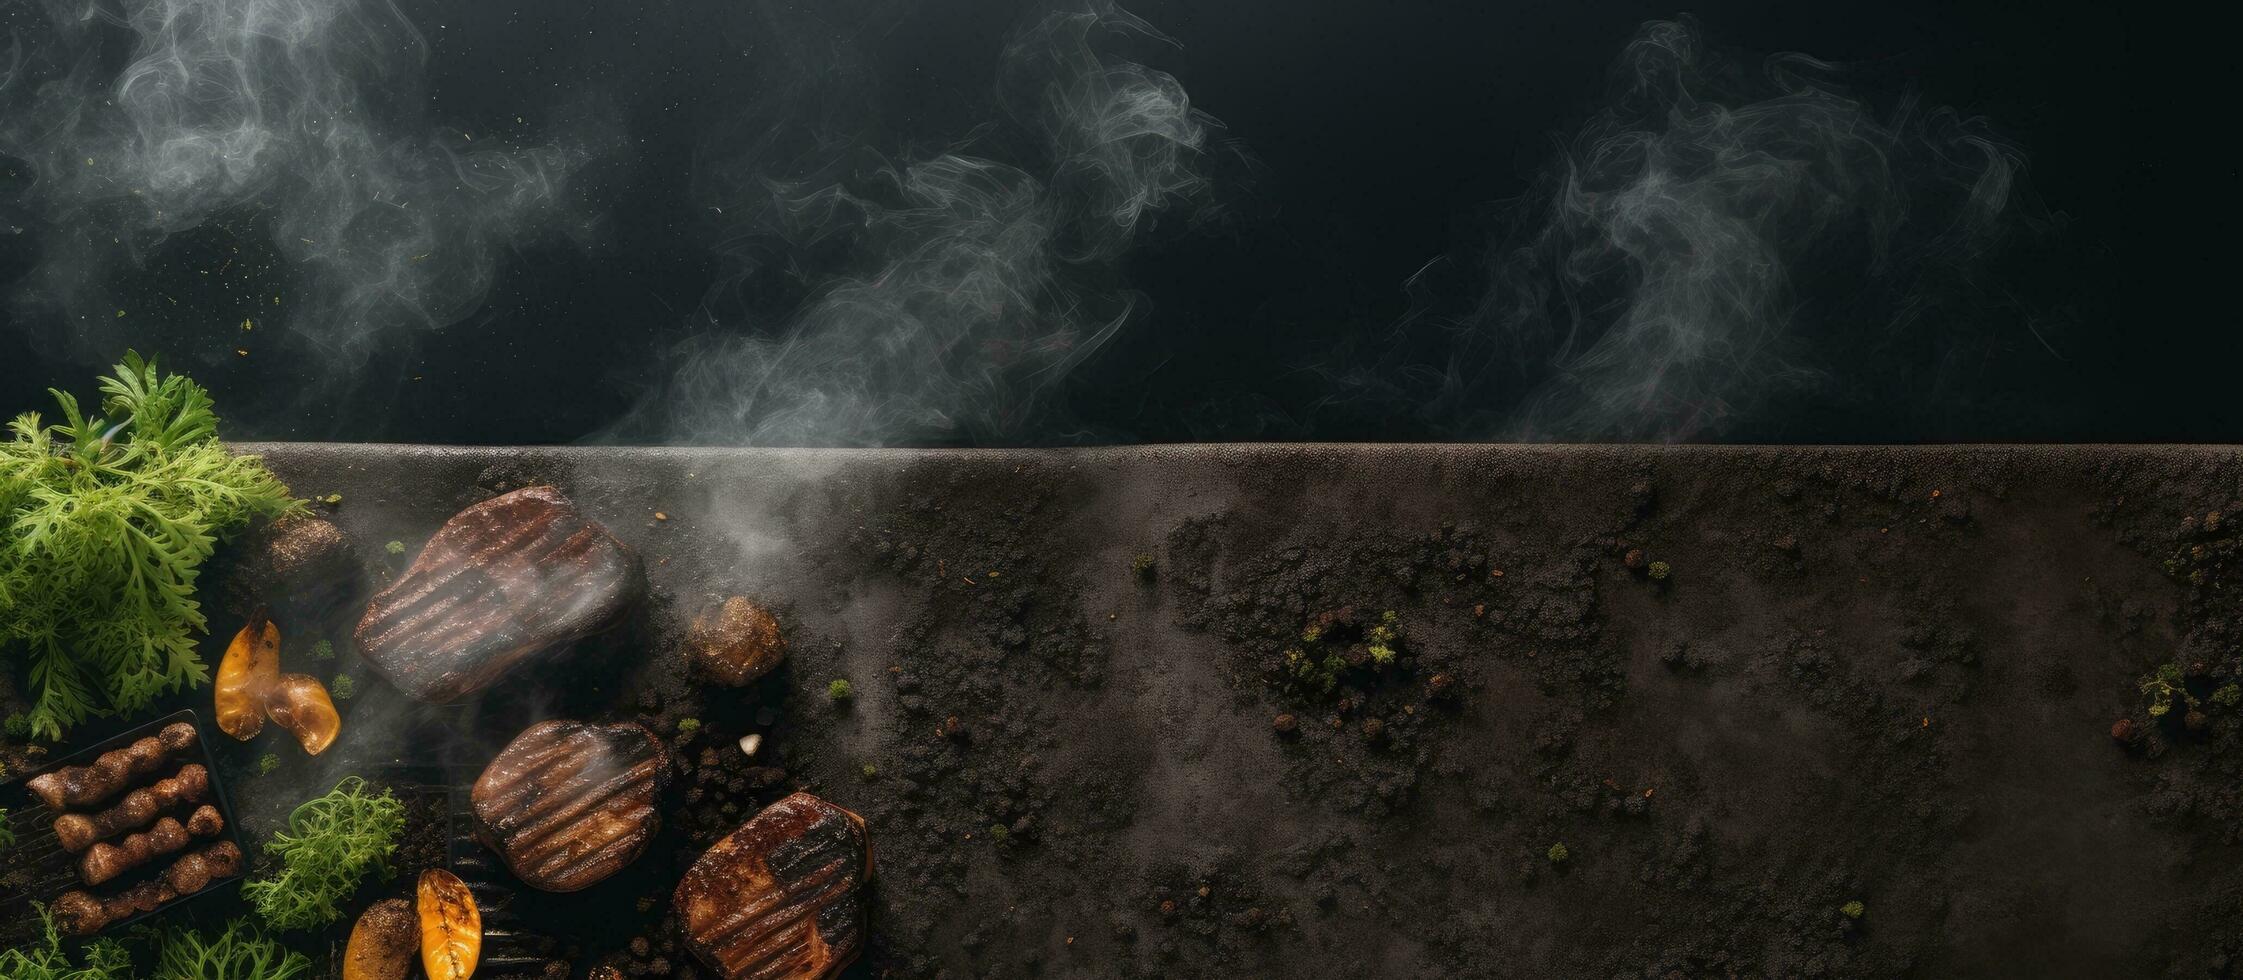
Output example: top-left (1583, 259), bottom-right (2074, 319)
top-left (0, 710), bottom-right (246, 946)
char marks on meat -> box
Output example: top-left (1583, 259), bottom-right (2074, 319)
top-left (356, 486), bottom-right (645, 703)
top-left (26, 721), bottom-right (197, 809)
top-left (471, 720), bottom-right (668, 892)
top-left (675, 792), bottom-right (871, 980)
top-left (52, 763), bottom-right (211, 853)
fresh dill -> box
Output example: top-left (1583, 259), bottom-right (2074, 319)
top-left (240, 776), bottom-right (406, 930)
top-left (1, 352), bottom-right (300, 739)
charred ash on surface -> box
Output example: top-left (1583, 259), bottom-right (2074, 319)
top-left (3, 443), bottom-right (2235, 977)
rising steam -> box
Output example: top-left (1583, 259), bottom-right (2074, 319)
top-left (0, 0), bottom-right (607, 371)
top-left (1360, 18), bottom-right (2050, 441)
top-left (619, 0), bottom-right (1225, 446)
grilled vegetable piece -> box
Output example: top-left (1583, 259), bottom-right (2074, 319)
top-left (675, 792), bottom-right (871, 980)
top-left (216, 610), bottom-right (282, 739)
top-left (266, 673), bottom-right (342, 755)
top-left (344, 898), bottom-right (419, 980)
top-left (355, 486), bottom-right (645, 703)
top-left (53, 839), bottom-right (243, 936)
top-left (470, 719), bottom-right (668, 892)
top-left (417, 868), bottom-right (482, 980)
top-left (80, 804), bottom-right (224, 885)
top-left (26, 721), bottom-right (198, 809)
top-left (688, 596), bottom-right (788, 687)
top-left (52, 763), bottom-right (213, 853)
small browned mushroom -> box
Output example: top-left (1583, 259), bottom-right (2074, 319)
top-left (686, 596), bottom-right (787, 687)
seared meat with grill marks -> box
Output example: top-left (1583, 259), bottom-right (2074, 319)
top-left (80, 804), bottom-right (223, 885)
top-left (26, 721), bottom-right (197, 809)
top-left (53, 839), bottom-right (242, 936)
top-left (471, 719), bottom-right (668, 892)
top-left (356, 486), bottom-right (645, 703)
top-left (52, 763), bottom-right (211, 853)
top-left (675, 792), bottom-right (871, 980)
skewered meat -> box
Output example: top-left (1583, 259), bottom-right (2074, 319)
top-left (418, 868), bottom-right (482, 980)
top-left (79, 804), bottom-right (223, 885)
top-left (53, 839), bottom-right (243, 936)
top-left (25, 721), bottom-right (198, 809)
top-left (216, 610), bottom-right (281, 739)
top-left (688, 596), bottom-right (788, 686)
top-left (356, 486), bottom-right (645, 703)
top-left (344, 898), bottom-right (419, 980)
top-left (471, 719), bottom-right (667, 892)
top-left (266, 673), bottom-right (342, 754)
top-left (675, 792), bottom-right (871, 980)
top-left (52, 763), bottom-right (211, 853)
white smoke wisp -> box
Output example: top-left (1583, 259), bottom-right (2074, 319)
top-left (636, 0), bottom-right (1223, 447)
top-left (1383, 18), bottom-right (2044, 442)
top-left (0, 0), bottom-right (607, 370)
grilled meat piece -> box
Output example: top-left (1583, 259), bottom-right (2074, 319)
top-left (356, 486), bottom-right (645, 703)
top-left (52, 763), bottom-right (212, 853)
top-left (163, 838), bottom-right (243, 892)
top-left (53, 839), bottom-right (242, 936)
top-left (26, 721), bottom-right (198, 809)
top-left (471, 719), bottom-right (668, 892)
top-left (675, 792), bottom-right (871, 980)
top-left (80, 804), bottom-right (224, 885)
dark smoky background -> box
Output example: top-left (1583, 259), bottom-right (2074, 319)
top-left (0, 0), bottom-right (2216, 444)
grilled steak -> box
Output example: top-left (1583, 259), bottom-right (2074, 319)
top-left (471, 719), bottom-right (668, 892)
top-left (356, 486), bottom-right (645, 703)
top-left (675, 792), bottom-right (870, 980)
top-left (26, 721), bottom-right (197, 808)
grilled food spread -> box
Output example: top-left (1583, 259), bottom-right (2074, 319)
top-left (356, 486), bottom-right (646, 703)
top-left (52, 763), bottom-right (212, 853)
top-left (471, 719), bottom-right (668, 892)
top-left (674, 792), bottom-right (871, 980)
top-left (26, 721), bottom-right (198, 809)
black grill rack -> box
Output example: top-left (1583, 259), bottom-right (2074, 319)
top-left (0, 709), bottom-right (246, 947)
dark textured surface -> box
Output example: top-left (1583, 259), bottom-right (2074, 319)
top-left (180, 443), bottom-right (2243, 976)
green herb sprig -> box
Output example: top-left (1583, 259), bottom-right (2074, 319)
top-left (148, 918), bottom-right (311, 980)
top-left (240, 776), bottom-right (405, 930)
top-left (1, 352), bottom-right (300, 739)
top-left (0, 904), bottom-right (131, 980)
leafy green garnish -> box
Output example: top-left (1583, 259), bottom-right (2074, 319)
top-left (1, 805), bottom-right (14, 851)
top-left (240, 776), bottom-right (405, 930)
top-left (148, 919), bottom-right (311, 980)
top-left (0, 904), bottom-right (132, 980)
top-left (1, 352), bottom-right (300, 739)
